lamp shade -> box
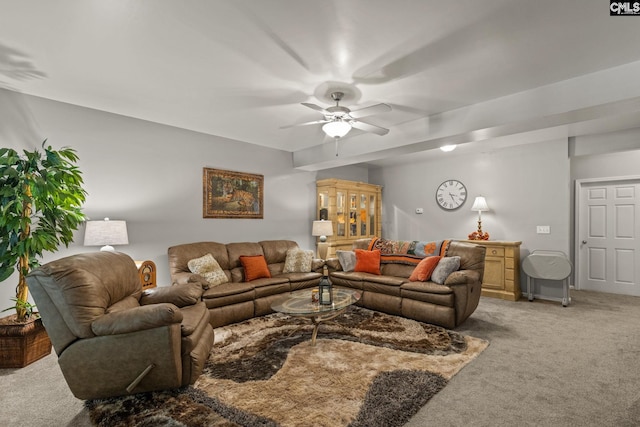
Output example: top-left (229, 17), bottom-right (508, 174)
top-left (312, 220), bottom-right (334, 239)
top-left (322, 120), bottom-right (351, 138)
top-left (471, 196), bottom-right (489, 212)
top-left (84, 218), bottom-right (129, 251)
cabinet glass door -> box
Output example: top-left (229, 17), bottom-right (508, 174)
top-left (360, 194), bottom-right (368, 236)
top-left (369, 194), bottom-right (376, 237)
top-left (318, 191), bottom-right (328, 220)
top-left (349, 193), bottom-right (357, 237)
top-left (336, 191), bottom-right (346, 237)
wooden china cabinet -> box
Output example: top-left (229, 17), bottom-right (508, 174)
top-left (316, 179), bottom-right (382, 258)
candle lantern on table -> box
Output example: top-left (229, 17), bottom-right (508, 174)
top-left (318, 266), bottom-right (333, 305)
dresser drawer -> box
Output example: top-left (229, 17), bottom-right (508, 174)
top-left (486, 247), bottom-right (505, 257)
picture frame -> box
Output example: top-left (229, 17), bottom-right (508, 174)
top-left (203, 168), bottom-right (264, 219)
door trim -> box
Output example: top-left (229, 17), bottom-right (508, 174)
top-left (574, 175), bottom-right (640, 291)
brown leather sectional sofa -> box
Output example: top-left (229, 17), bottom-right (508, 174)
top-left (168, 240), bottom-right (324, 328)
top-left (168, 238), bottom-right (486, 330)
top-left (327, 239), bottom-right (486, 329)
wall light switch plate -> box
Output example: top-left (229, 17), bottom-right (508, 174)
top-left (536, 225), bottom-right (551, 234)
top-left (415, 208), bottom-right (424, 214)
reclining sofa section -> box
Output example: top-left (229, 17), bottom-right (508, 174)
top-left (326, 239), bottom-right (486, 329)
top-left (168, 240), bottom-right (324, 328)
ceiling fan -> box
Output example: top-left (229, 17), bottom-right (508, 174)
top-left (290, 91), bottom-right (392, 138)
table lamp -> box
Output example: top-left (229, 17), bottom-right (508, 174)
top-left (312, 220), bottom-right (333, 260)
top-left (468, 197), bottom-right (490, 240)
top-left (84, 218), bottom-right (129, 251)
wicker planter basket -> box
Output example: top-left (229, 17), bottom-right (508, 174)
top-left (0, 315), bottom-right (52, 368)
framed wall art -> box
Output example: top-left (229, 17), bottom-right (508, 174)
top-left (203, 168), bottom-right (264, 219)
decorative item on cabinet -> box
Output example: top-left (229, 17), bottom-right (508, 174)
top-left (464, 240), bottom-right (521, 301)
top-left (135, 260), bottom-right (157, 290)
top-left (316, 178), bottom-right (382, 259)
top-left (468, 196), bottom-right (490, 240)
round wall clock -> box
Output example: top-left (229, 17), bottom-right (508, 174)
top-left (436, 179), bottom-right (467, 210)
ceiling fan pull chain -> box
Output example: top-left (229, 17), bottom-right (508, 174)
top-left (335, 136), bottom-right (339, 156)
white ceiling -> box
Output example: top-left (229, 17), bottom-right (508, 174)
top-left (2, 0), bottom-right (640, 170)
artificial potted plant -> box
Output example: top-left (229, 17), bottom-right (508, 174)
top-left (0, 141), bottom-right (87, 368)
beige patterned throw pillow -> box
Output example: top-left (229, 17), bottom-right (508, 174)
top-left (282, 248), bottom-right (314, 273)
top-left (187, 253), bottom-right (229, 287)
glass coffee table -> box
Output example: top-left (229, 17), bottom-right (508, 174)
top-left (271, 287), bottom-right (362, 345)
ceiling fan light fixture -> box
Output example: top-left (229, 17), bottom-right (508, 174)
top-left (322, 120), bottom-right (351, 138)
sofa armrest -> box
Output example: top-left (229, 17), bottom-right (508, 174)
top-left (92, 303), bottom-right (183, 336)
top-left (140, 282), bottom-right (203, 307)
top-left (444, 269), bottom-right (481, 286)
top-left (311, 258), bottom-right (326, 272)
top-left (324, 257), bottom-right (342, 272)
top-left (172, 271), bottom-right (211, 290)
top-left (445, 269), bottom-right (483, 327)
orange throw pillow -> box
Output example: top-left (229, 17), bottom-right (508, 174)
top-left (409, 256), bottom-right (442, 282)
top-left (354, 249), bottom-right (381, 275)
top-left (240, 255), bottom-right (271, 281)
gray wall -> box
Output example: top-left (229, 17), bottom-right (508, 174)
top-left (3, 87), bottom-right (639, 309)
top-left (0, 90), bottom-right (358, 309)
top-left (369, 138), bottom-right (571, 300)
top-left (571, 145), bottom-right (640, 180)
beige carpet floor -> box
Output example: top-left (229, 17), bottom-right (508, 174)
top-left (406, 290), bottom-right (640, 426)
top-left (2, 290), bottom-right (640, 426)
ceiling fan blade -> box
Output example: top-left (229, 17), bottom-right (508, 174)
top-left (280, 119), bottom-right (329, 129)
top-left (349, 103), bottom-right (392, 119)
top-left (301, 102), bottom-right (328, 114)
top-left (350, 120), bottom-right (390, 136)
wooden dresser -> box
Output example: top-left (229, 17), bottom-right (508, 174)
top-left (464, 240), bottom-right (522, 301)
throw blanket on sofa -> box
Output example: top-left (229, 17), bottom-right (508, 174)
top-left (368, 237), bottom-right (450, 260)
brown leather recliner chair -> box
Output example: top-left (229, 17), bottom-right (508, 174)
top-left (27, 251), bottom-right (214, 400)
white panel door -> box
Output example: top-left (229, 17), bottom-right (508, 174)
top-left (578, 180), bottom-right (640, 295)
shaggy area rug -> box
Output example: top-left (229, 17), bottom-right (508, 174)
top-left (86, 306), bottom-right (488, 427)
